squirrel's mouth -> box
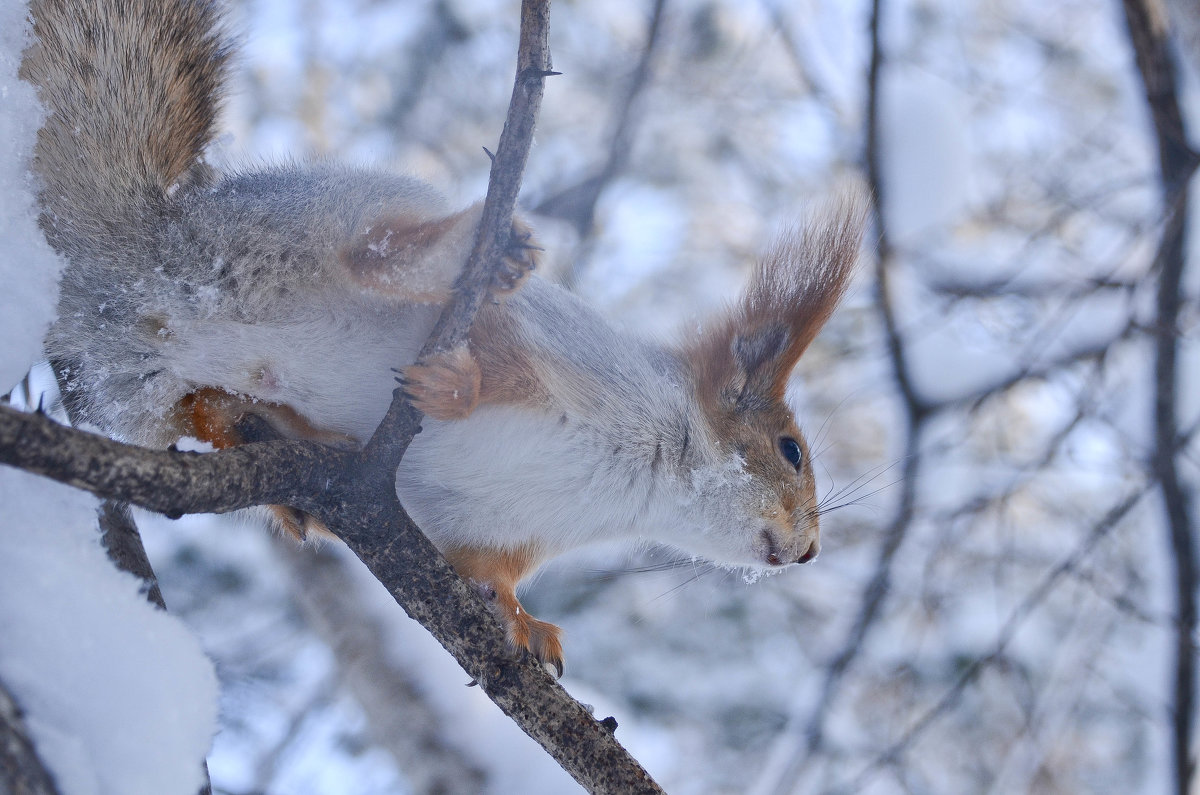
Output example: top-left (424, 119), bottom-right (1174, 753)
top-left (759, 528), bottom-right (820, 566)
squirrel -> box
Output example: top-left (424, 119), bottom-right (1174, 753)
top-left (21, 0), bottom-right (868, 675)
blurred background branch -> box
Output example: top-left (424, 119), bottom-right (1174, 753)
top-left (1120, 1), bottom-right (1199, 793)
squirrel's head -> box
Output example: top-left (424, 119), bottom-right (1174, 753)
top-left (678, 187), bottom-right (869, 571)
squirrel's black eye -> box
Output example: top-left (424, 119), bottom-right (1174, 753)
top-left (779, 437), bottom-right (802, 469)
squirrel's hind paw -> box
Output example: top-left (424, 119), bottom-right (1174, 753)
top-left (491, 219), bottom-right (540, 297)
top-left (400, 345), bottom-right (482, 420)
top-left (480, 582), bottom-right (564, 677)
top-left (513, 613), bottom-right (565, 678)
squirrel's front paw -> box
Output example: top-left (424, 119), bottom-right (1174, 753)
top-left (400, 345), bottom-right (482, 420)
top-left (491, 219), bottom-right (540, 297)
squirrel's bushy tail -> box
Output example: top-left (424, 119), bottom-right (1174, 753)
top-left (20, 0), bottom-right (229, 253)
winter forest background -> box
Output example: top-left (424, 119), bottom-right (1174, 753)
top-left (2, 0), bottom-right (1199, 793)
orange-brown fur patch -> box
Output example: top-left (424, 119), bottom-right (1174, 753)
top-left (470, 305), bottom-right (550, 409)
top-left (705, 398), bottom-right (814, 512)
top-left (176, 388), bottom-right (248, 450)
top-left (176, 387), bottom-right (355, 449)
top-left (173, 387), bottom-right (351, 540)
top-left (490, 217), bottom-right (540, 296)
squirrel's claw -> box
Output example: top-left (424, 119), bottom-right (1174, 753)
top-left (490, 219), bottom-right (539, 297)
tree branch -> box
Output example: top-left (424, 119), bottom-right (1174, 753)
top-left (0, 679), bottom-right (60, 795)
top-left (806, 0), bottom-right (925, 758)
top-left (754, 6), bottom-right (927, 790)
top-left (1119, 3), bottom-right (1199, 794)
top-left (0, 404), bottom-right (338, 517)
top-left (365, 0), bottom-right (557, 467)
top-left (97, 501), bottom-right (167, 609)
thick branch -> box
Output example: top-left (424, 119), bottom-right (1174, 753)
top-left (0, 404), bottom-right (338, 517)
top-left (360, 2), bottom-right (657, 788)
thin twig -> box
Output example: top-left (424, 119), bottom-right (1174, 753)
top-left (833, 399), bottom-right (1200, 792)
top-left (364, 0), bottom-right (556, 467)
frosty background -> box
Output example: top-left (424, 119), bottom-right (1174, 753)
top-left (3, 0), bottom-right (1199, 793)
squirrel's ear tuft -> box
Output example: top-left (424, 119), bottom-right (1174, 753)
top-left (684, 183), bottom-right (870, 410)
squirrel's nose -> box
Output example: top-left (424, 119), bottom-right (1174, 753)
top-left (796, 538), bottom-right (820, 564)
